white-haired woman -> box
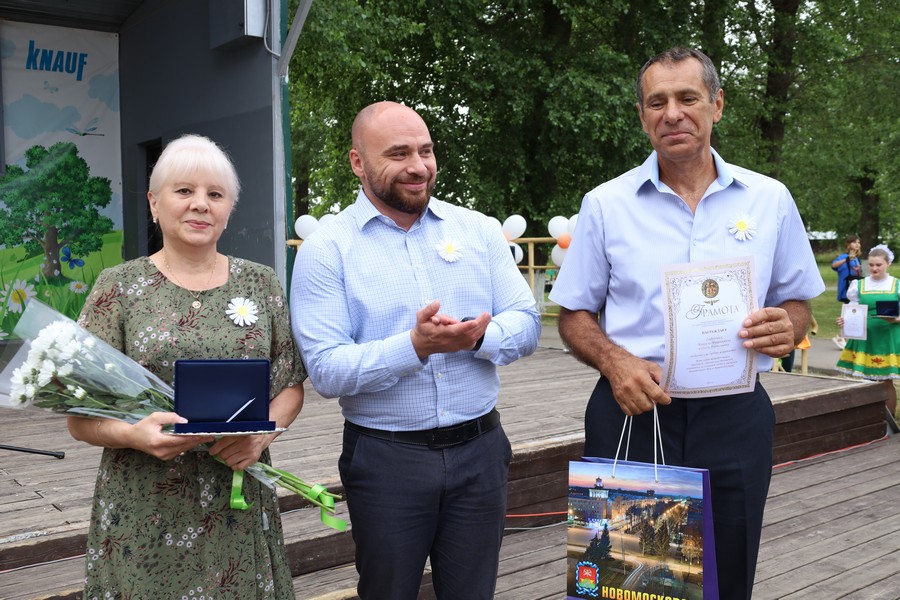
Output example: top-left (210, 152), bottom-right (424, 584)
top-left (67, 134), bottom-right (306, 598)
top-left (836, 244), bottom-right (900, 379)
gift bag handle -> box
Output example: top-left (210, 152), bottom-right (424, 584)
top-left (611, 404), bottom-right (666, 482)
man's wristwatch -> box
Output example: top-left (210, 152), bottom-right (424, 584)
top-left (462, 317), bottom-right (485, 351)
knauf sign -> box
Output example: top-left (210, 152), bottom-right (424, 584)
top-left (25, 39), bottom-right (89, 81)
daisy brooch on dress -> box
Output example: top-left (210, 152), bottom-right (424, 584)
top-left (226, 297), bottom-right (259, 326)
top-left (436, 239), bottom-right (462, 263)
top-left (728, 213), bottom-right (757, 242)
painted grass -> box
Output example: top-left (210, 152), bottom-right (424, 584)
top-left (0, 231), bottom-right (123, 331)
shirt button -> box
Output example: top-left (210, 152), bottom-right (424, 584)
top-left (437, 372), bottom-right (443, 379)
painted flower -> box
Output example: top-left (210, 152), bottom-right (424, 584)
top-left (69, 281), bottom-right (89, 294)
top-left (3, 279), bottom-right (36, 313)
top-left (436, 239), bottom-right (463, 263)
top-left (226, 297), bottom-right (259, 327)
top-left (728, 214), bottom-right (757, 242)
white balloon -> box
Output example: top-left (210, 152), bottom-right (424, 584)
top-left (567, 214), bottom-right (579, 235)
top-left (294, 214), bottom-right (319, 239)
top-left (319, 213), bottom-right (336, 226)
top-left (509, 243), bottom-right (524, 264)
top-left (548, 215), bottom-right (569, 239)
top-left (502, 214), bottom-right (527, 240)
top-left (551, 244), bottom-right (567, 267)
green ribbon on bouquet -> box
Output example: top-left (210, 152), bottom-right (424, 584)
top-left (230, 470), bottom-right (252, 510)
top-left (306, 483), bottom-right (347, 531)
top-left (216, 456), bottom-right (346, 530)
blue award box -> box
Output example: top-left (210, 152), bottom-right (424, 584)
top-left (172, 359), bottom-right (275, 434)
top-left (876, 300), bottom-right (899, 317)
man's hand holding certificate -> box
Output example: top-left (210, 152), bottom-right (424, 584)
top-left (661, 258), bottom-right (757, 398)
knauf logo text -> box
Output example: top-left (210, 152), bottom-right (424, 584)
top-left (25, 40), bottom-right (88, 81)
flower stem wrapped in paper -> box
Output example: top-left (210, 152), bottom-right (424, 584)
top-left (0, 300), bottom-right (345, 531)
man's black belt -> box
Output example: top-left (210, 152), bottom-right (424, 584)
top-left (345, 409), bottom-right (500, 449)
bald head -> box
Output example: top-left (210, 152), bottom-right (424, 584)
top-left (348, 101), bottom-right (437, 229)
top-left (351, 102), bottom-right (427, 153)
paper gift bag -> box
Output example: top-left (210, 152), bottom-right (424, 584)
top-left (566, 457), bottom-right (718, 599)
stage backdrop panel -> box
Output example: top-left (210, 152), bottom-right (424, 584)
top-left (0, 19), bottom-right (123, 333)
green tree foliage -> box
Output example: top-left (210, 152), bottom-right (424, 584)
top-left (718, 0), bottom-right (898, 248)
top-left (288, 0), bottom-right (897, 242)
top-left (0, 142), bottom-right (113, 279)
top-left (583, 522), bottom-right (613, 564)
top-left (681, 527), bottom-right (702, 570)
top-left (288, 0), bottom-right (708, 234)
top-left (638, 518), bottom-right (654, 555)
top-left (653, 520), bottom-right (671, 558)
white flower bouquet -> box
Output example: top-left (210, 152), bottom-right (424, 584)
top-left (0, 300), bottom-right (344, 531)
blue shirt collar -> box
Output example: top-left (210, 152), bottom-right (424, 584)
top-left (351, 188), bottom-right (445, 231)
top-left (636, 148), bottom-right (749, 196)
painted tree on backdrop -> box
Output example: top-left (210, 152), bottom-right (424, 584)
top-left (0, 142), bottom-right (113, 279)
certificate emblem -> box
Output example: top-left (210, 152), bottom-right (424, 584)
top-left (701, 278), bottom-right (719, 300)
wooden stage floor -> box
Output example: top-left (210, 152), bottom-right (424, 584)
top-left (1, 347), bottom-right (896, 598)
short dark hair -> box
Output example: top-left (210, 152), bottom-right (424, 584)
top-left (636, 47), bottom-right (721, 107)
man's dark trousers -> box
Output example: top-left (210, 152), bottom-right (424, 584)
top-left (339, 423), bottom-right (511, 599)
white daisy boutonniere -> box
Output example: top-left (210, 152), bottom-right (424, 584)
top-left (728, 213), bottom-right (757, 241)
top-left (226, 297), bottom-right (259, 327)
top-left (436, 239), bottom-right (463, 263)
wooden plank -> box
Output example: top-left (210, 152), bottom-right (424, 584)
top-left (0, 555), bottom-right (83, 600)
top-left (754, 435), bottom-right (900, 599)
top-left (2, 348), bottom-right (897, 599)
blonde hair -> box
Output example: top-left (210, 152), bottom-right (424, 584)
top-left (148, 134), bottom-right (241, 204)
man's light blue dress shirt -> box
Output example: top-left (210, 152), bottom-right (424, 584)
top-left (291, 190), bottom-right (541, 431)
top-left (549, 149), bottom-right (825, 373)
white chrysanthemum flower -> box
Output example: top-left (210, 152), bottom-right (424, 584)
top-left (37, 359), bottom-right (56, 387)
top-left (226, 297), bottom-right (259, 327)
top-left (57, 362), bottom-right (73, 377)
top-left (436, 239), bottom-right (463, 262)
top-left (3, 279), bottom-right (36, 314)
top-left (25, 349), bottom-right (45, 373)
top-left (728, 214), bottom-right (757, 242)
top-left (57, 339), bottom-right (81, 362)
top-left (105, 363), bottom-right (116, 372)
top-left (84, 337), bottom-right (96, 349)
top-left (74, 387), bottom-right (87, 400)
top-left (9, 368), bottom-right (26, 405)
top-left (69, 281), bottom-right (89, 294)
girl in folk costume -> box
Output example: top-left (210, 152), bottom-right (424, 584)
top-left (836, 244), bottom-right (900, 379)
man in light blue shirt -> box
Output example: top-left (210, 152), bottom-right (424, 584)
top-left (290, 101), bottom-right (540, 600)
top-left (550, 47), bottom-right (824, 600)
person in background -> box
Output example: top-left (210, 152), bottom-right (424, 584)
top-left (290, 101), bottom-right (540, 600)
top-left (549, 47), bottom-right (824, 600)
top-left (836, 244), bottom-right (900, 379)
top-left (831, 235), bottom-right (863, 349)
top-left (69, 134), bottom-right (306, 599)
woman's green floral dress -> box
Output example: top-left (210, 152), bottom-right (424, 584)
top-left (77, 256), bottom-right (306, 599)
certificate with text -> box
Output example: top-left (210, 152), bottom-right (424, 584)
top-left (661, 257), bottom-right (757, 398)
top-left (840, 303), bottom-right (867, 340)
